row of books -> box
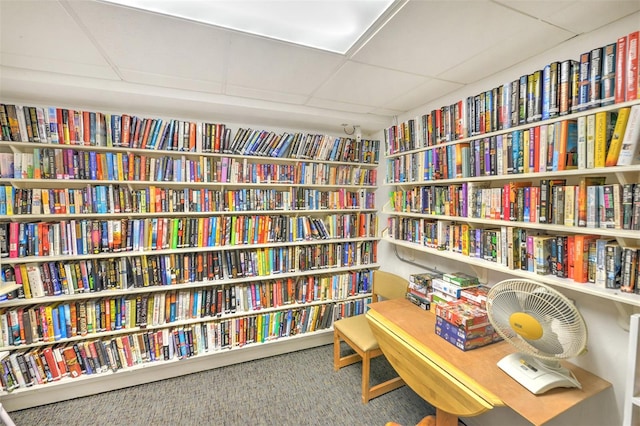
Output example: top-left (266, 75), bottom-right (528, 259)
top-left (391, 180), bottom-right (640, 231)
top-left (385, 30), bottom-right (640, 153)
top-left (387, 218), bottom-right (638, 293)
top-left (0, 271), bottom-right (373, 347)
top-left (0, 103), bottom-right (381, 164)
top-left (0, 104), bottom-right (229, 152)
top-left (0, 212), bottom-right (378, 259)
top-left (2, 243), bottom-right (378, 300)
top-left (386, 105), bottom-right (640, 183)
top-left (228, 127), bottom-right (379, 163)
top-left (0, 300), bottom-right (357, 391)
top-left (0, 149), bottom-right (378, 186)
top-left (0, 185), bottom-right (375, 217)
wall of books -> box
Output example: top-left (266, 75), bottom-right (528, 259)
top-left (384, 29), bottom-right (640, 306)
top-left (0, 102), bottom-right (380, 409)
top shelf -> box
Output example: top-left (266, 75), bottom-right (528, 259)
top-left (386, 99), bottom-right (640, 159)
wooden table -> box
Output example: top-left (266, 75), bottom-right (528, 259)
top-left (366, 299), bottom-right (612, 426)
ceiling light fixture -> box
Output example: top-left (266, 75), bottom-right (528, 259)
top-left (101, 0), bottom-right (395, 54)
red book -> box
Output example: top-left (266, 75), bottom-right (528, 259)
top-left (120, 114), bottom-right (131, 147)
top-left (214, 124), bottom-right (223, 153)
top-left (56, 108), bottom-right (65, 144)
top-left (140, 119), bottom-right (153, 149)
top-left (628, 31), bottom-right (639, 101)
top-left (532, 126), bottom-right (541, 172)
top-left (8, 222), bottom-right (18, 258)
top-left (566, 235), bottom-right (575, 280)
top-left (42, 347), bottom-right (61, 381)
top-left (573, 235), bottom-right (598, 283)
top-left (189, 122), bottom-right (196, 151)
top-left (62, 346), bottom-right (82, 378)
top-left (120, 336), bottom-right (134, 367)
top-left (132, 117), bottom-right (143, 148)
top-left (616, 35), bottom-right (627, 103)
top-left (82, 111), bottom-right (91, 145)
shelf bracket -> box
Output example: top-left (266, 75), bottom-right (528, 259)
top-left (468, 265), bottom-right (488, 285)
top-left (613, 301), bottom-right (640, 331)
top-left (614, 171), bottom-right (640, 186)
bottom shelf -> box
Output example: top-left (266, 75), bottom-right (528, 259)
top-left (1, 329), bottom-right (333, 412)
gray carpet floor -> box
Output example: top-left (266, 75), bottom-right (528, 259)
top-left (8, 343), bottom-right (436, 426)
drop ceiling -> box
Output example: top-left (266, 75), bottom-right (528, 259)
top-left (1, 0), bottom-right (639, 135)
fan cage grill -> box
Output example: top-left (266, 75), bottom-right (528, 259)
top-left (487, 279), bottom-right (587, 361)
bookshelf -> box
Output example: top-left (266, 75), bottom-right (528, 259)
top-left (0, 103), bottom-right (380, 410)
top-left (383, 30), bottom-right (640, 311)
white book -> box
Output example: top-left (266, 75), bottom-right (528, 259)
top-left (15, 106), bottom-right (29, 142)
top-left (577, 115), bottom-right (587, 169)
top-left (538, 124), bottom-right (548, 172)
top-left (25, 263), bottom-right (45, 298)
top-left (35, 107), bottom-right (48, 144)
top-left (616, 105), bottom-right (640, 165)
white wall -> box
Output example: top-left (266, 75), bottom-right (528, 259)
top-left (377, 11), bottom-right (640, 426)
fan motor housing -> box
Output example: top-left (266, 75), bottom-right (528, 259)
top-left (509, 312), bottom-right (543, 340)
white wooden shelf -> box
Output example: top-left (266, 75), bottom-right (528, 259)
top-left (382, 235), bottom-right (640, 308)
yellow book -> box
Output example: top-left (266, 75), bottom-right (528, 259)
top-left (197, 218), bottom-right (205, 247)
top-left (4, 186), bottom-right (13, 215)
top-left (148, 186), bottom-right (156, 213)
top-left (44, 305), bottom-right (55, 342)
top-left (585, 114), bottom-right (596, 168)
top-left (18, 264), bottom-right (31, 299)
top-left (605, 107), bottom-right (631, 166)
top-left (594, 111), bottom-right (615, 168)
top-left (116, 152), bottom-right (124, 181)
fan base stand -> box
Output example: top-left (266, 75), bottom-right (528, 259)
top-left (497, 353), bottom-right (582, 395)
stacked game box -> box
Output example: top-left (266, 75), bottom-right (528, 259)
top-left (434, 299), bottom-right (501, 351)
top-left (406, 271), bottom-right (440, 310)
top-left (430, 271), bottom-right (480, 303)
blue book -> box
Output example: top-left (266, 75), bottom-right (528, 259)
top-left (49, 262), bottom-right (62, 295)
top-left (58, 303), bottom-right (67, 339)
top-left (89, 151), bottom-right (98, 180)
top-left (51, 306), bottom-right (62, 340)
top-left (542, 64), bottom-right (551, 120)
top-left (512, 130), bottom-right (522, 173)
top-left (106, 152), bottom-right (116, 181)
top-left (0, 186), bottom-right (6, 215)
top-left (148, 119), bottom-right (163, 149)
top-left (178, 329), bottom-right (188, 358)
top-left (272, 133), bottom-right (295, 157)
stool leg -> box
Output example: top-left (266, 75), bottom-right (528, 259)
top-left (362, 350), bottom-right (371, 403)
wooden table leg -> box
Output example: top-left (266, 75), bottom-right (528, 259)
top-left (434, 408), bottom-right (458, 426)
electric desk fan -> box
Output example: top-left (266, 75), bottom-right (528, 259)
top-left (486, 279), bottom-right (587, 395)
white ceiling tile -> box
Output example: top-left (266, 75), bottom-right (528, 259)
top-left (440, 18), bottom-right (573, 84)
top-left (495, 1), bottom-right (640, 34)
top-left (118, 69), bottom-right (223, 94)
top-left (0, 0), bottom-right (113, 70)
top-left (0, 52), bottom-right (119, 80)
top-left (370, 106), bottom-right (405, 117)
top-left (352, 0), bottom-right (546, 77)
top-left (385, 78), bottom-right (464, 112)
top-left (314, 61), bottom-right (427, 107)
top-left (305, 97), bottom-right (377, 114)
top-left (226, 34), bottom-right (345, 96)
top-left (226, 84), bottom-right (309, 105)
top-left (68, 0), bottom-right (230, 82)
